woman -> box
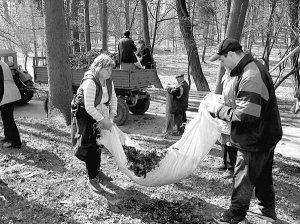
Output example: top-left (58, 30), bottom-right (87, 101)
top-left (71, 54), bottom-right (118, 194)
top-left (0, 60), bottom-right (22, 148)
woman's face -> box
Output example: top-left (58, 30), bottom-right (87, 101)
top-left (98, 66), bottom-right (113, 80)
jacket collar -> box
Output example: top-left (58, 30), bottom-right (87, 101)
top-left (230, 53), bottom-right (254, 77)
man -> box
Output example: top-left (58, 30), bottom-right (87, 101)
top-left (167, 74), bottom-right (189, 136)
top-left (136, 40), bottom-right (153, 69)
top-left (118, 30), bottom-right (137, 70)
top-left (208, 38), bottom-right (282, 224)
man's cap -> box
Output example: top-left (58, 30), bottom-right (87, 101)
top-left (208, 38), bottom-right (242, 62)
top-left (176, 74), bottom-right (184, 78)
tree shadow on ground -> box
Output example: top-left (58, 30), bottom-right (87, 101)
top-left (0, 179), bottom-right (80, 224)
top-left (16, 119), bottom-right (71, 145)
top-left (0, 144), bottom-right (67, 174)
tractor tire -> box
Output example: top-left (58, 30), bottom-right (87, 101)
top-left (114, 98), bottom-right (129, 126)
top-left (127, 98), bottom-right (150, 115)
top-left (19, 80), bottom-right (34, 104)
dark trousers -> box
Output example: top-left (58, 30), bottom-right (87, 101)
top-left (71, 107), bottom-right (101, 179)
top-left (0, 102), bottom-right (21, 146)
top-left (86, 146), bottom-right (102, 179)
top-left (230, 146), bottom-right (276, 218)
top-left (222, 145), bottom-right (237, 171)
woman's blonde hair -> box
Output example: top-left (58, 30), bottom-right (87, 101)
top-left (90, 54), bottom-right (115, 74)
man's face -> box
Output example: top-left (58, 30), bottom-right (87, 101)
top-left (219, 53), bottom-right (235, 70)
top-left (176, 77), bottom-right (183, 83)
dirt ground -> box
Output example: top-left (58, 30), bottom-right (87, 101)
top-left (1, 51), bottom-right (300, 224)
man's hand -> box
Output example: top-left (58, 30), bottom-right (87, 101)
top-left (167, 87), bottom-right (173, 93)
top-left (207, 102), bottom-right (222, 115)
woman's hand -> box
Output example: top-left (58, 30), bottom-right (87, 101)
top-left (100, 118), bottom-right (114, 130)
top-left (109, 113), bottom-right (115, 122)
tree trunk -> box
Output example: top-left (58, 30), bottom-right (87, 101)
top-left (65, 0), bottom-right (72, 54)
top-left (224, 0), bottom-right (231, 37)
top-left (175, 0), bottom-right (210, 91)
top-left (288, 0), bottom-right (300, 98)
top-left (102, 0), bottom-right (108, 50)
top-left (29, 1), bottom-right (38, 58)
top-left (71, 0), bottom-right (80, 53)
top-left (97, 0), bottom-right (103, 31)
top-left (214, 0), bottom-right (249, 94)
top-left (151, 0), bottom-right (161, 56)
top-left (262, 0), bottom-right (277, 70)
top-left (43, 0), bottom-right (73, 125)
top-left (140, 0), bottom-right (151, 47)
top-left (125, 0), bottom-right (130, 30)
top-left (84, 0), bottom-right (91, 51)
top-left (140, 0), bottom-right (162, 88)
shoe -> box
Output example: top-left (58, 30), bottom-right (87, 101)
top-left (221, 170), bottom-right (234, 179)
top-left (2, 142), bottom-right (21, 148)
top-left (216, 164), bottom-right (227, 171)
top-left (88, 177), bottom-right (103, 194)
top-left (214, 210), bottom-right (249, 224)
top-left (97, 170), bottom-right (113, 182)
top-left (247, 206), bottom-right (277, 223)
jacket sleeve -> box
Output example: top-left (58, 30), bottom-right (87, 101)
top-left (132, 43), bottom-right (137, 52)
top-left (168, 87), bottom-right (181, 96)
top-left (217, 70), bottom-right (264, 123)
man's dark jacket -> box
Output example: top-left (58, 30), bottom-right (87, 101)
top-left (216, 54), bottom-right (282, 152)
top-left (118, 37), bottom-right (137, 63)
top-left (168, 80), bottom-right (189, 114)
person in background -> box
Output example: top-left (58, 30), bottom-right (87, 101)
top-left (118, 30), bottom-right (137, 70)
top-left (0, 60), bottom-right (22, 148)
top-left (136, 40), bottom-right (153, 69)
top-left (167, 74), bottom-right (189, 136)
top-left (216, 67), bottom-right (237, 179)
top-left (208, 38), bottom-right (282, 224)
top-left (71, 54), bottom-right (118, 194)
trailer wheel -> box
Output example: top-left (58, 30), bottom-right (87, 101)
top-left (127, 98), bottom-right (150, 115)
top-left (114, 98), bottom-right (129, 126)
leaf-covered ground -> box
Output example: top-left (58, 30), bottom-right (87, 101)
top-left (1, 51), bottom-right (300, 223)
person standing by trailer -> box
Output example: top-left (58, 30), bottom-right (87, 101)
top-left (118, 30), bottom-right (137, 70)
top-left (136, 40), bottom-right (153, 69)
top-left (0, 60), bottom-right (22, 148)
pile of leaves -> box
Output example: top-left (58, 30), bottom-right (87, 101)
top-left (123, 145), bottom-right (169, 178)
top-left (114, 196), bottom-right (207, 224)
top-left (69, 49), bottom-right (119, 69)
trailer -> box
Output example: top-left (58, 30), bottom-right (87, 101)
top-left (33, 57), bottom-right (156, 125)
